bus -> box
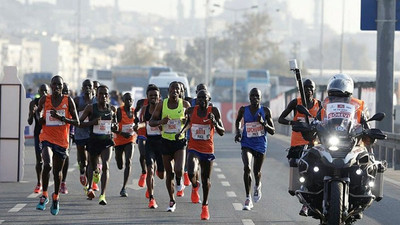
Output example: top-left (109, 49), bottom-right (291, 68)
top-left (23, 72), bottom-right (52, 91)
top-left (246, 69), bottom-right (271, 101)
top-left (87, 69), bottom-right (113, 90)
top-left (149, 72), bottom-right (191, 99)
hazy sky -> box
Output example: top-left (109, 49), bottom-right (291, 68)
top-left (23, 0), bottom-right (362, 33)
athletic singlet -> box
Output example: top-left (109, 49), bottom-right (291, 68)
top-left (39, 95), bottom-right (71, 149)
top-left (241, 105), bottom-right (268, 154)
top-left (144, 104), bottom-right (162, 137)
top-left (137, 99), bottom-right (148, 139)
top-left (161, 98), bottom-right (185, 141)
top-left (74, 95), bottom-right (94, 140)
top-left (187, 106), bottom-right (214, 154)
top-left (90, 103), bottom-right (113, 141)
top-left (114, 105), bottom-right (137, 146)
top-left (291, 97), bottom-right (320, 146)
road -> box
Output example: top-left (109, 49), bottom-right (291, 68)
top-left (0, 133), bottom-right (400, 225)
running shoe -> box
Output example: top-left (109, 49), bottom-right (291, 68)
top-left (87, 189), bottom-right (95, 200)
top-left (33, 184), bottom-right (42, 194)
top-left (191, 182), bottom-right (200, 203)
top-left (183, 172), bottom-right (190, 186)
top-left (60, 182), bottom-right (68, 194)
top-left (201, 205), bottom-right (210, 220)
top-left (176, 178), bottom-right (184, 192)
top-left (92, 182), bottom-right (99, 191)
top-left (177, 185), bottom-right (185, 197)
top-left (99, 194), bottom-right (107, 205)
top-left (93, 170), bottom-right (101, 184)
top-left (242, 197), bottom-right (253, 210)
top-left (167, 200), bottom-right (176, 212)
top-left (36, 195), bottom-right (49, 210)
top-left (50, 194), bottom-right (59, 215)
top-left (79, 174), bottom-right (87, 186)
top-left (148, 198), bottom-right (158, 209)
top-left (138, 173), bottom-right (147, 187)
top-left (145, 189), bottom-right (150, 199)
top-left (299, 205), bottom-right (308, 217)
top-left (253, 182), bottom-right (262, 203)
top-left (120, 188), bottom-right (128, 197)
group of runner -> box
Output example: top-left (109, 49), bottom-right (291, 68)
top-left (28, 75), bottom-right (277, 220)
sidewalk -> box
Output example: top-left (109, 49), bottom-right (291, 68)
top-left (272, 133), bottom-right (400, 188)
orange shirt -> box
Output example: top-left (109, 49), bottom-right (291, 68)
top-left (39, 95), bottom-right (71, 149)
top-left (137, 99), bottom-right (148, 138)
top-left (187, 106), bottom-right (215, 154)
top-left (114, 106), bottom-right (137, 146)
top-left (291, 97), bottom-right (320, 146)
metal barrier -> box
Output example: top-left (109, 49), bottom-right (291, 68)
top-left (375, 133), bottom-right (400, 170)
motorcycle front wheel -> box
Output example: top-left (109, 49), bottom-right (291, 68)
top-left (327, 181), bottom-right (343, 225)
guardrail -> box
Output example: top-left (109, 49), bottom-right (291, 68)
top-left (273, 120), bottom-right (400, 170)
top-left (375, 133), bottom-right (400, 170)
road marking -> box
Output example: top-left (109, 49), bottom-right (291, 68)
top-left (8, 204), bottom-right (26, 213)
top-left (0, 220), bottom-right (4, 224)
top-left (217, 174), bottom-right (226, 179)
top-left (385, 177), bottom-right (400, 187)
top-left (68, 168), bottom-right (75, 172)
top-left (126, 180), bottom-right (145, 190)
top-left (232, 203), bottom-right (243, 210)
top-left (242, 219), bottom-right (255, 225)
top-left (226, 191), bottom-right (237, 197)
top-left (27, 181), bottom-right (54, 198)
top-left (221, 181), bottom-right (230, 186)
top-left (214, 167), bottom-right (221, 172)
top-left (214, 162), bottom-right (218, 166)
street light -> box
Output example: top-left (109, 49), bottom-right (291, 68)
top-left (213, 4), bottom-right (258, 133)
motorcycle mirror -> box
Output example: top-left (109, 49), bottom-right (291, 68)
top-left (368, 112), bottom-right (386, 122)
top-left (365, 128), bottom-right (387, 140)
top-left (296, 105), bottom-right (312, 117)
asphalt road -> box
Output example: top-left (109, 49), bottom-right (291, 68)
top-left (0, 133), bottom-right (399, 225)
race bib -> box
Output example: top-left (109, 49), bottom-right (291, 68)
top-left (146, 122), bottom-right (161, 135)
top-left (93, 120), bottom-right (112, 135)
top-left (164, 119), bottom-right (181, 134)
top-left (78, 111), bottom-right (89, 122)
top-left (121, 123), bottom-right (134, 135)
top-left (45, 109), bottom-right (65, 126)
top-left (245, 122), bottom-right (265, 138)
top-left (326, 103), bottom-right (355, 120)
top-left (191, 124), bottom-right (211, 140)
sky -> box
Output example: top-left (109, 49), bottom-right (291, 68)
top-left (22, 0), bottom-right (362, 33)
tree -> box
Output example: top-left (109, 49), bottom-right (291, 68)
top-left (120, 38), bottom-right (157, 66)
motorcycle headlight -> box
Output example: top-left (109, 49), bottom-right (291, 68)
top-left (313, 166), bottom-right (320, 172)
top-left (328, 136), bottom-right (340, 151)
top-left (368, 181), bottom-right (375, 187)
top-left (299, 177), bottom-right (306, 183)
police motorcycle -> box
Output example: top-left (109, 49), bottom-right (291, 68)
top-left (292, 102), bottom-right (387, 225)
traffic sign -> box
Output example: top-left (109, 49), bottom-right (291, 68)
top-left (360, 0), bottom-right (400, 30)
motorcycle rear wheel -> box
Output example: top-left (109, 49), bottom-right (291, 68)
top-left (327, 181), bottom-right (343, 225)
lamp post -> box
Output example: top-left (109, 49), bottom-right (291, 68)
top-left (213, 4), bottom-right (258, 133)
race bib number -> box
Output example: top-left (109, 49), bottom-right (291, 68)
top-left (146, 122), bottom-right (161, 135)
top-left (296, 116), bottom-right (314, 123)
top-left (78, 111), bottom-right (89, 122)
top-left (245, 122), bottom-right (265, 138)
top-left (93, 120), bottom-right (112, 135)
top-left (45, 109), bottom-right (65, 126)
top-left (121, 123), bottom-right (134, 135)
top-left (326, 103), bottom-right (355, 120)
top-left (191, 124), bottom-right (211, 140)
top-left (164, 119), bottom-right (181, 134)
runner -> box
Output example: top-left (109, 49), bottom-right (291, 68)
top-left (176, 89), bottom-right (225, 220)
top-left (35, 75), bottom-right (79, 215)
top-left (73, 79), bottom-right (99, 192)
top-left (79, 85), bottom-right (117, 205)
top-left (28, 83), bottom-right (49, 193)
top-left (59, 82), bottom-right (71, 194)
top-left (113, 92), bottom-right (137, 197)
top-left (234, 88), bottom-right (275, 210)
top-left (135, 85), bottom-right (165, 208)
top-left (149, 81), bottom-right (190, 212)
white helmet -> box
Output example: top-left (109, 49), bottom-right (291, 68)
top-left (327, 73), bottom-right (354, 97)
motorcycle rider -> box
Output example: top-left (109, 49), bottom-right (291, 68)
top-left (278, 79), bottom-right (321, 216)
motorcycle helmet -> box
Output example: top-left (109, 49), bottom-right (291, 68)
top-left (327, 73), bottom-right (354, 97)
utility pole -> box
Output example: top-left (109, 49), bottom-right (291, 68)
top-left (205, 0), bottom-right (210, 86)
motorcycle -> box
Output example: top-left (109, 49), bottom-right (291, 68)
top-left (292, 99), bottom-right (387, 225)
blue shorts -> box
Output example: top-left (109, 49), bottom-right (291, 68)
top-left (41, 141), bottom-right (68, 160)
top-left (188, 149), bottom-right (216, 162)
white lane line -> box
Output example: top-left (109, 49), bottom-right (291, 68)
top-left (221, 181), bottom-right (230, 186)
top-left (214, 162), bottom-right (218, 166)
top-left (0, 220), bottom-right (5, 224)
top-left (217, 174), bottom-right (226, 179)
top-left (8, 204), bottom-right (27, 213)
top-left (214, 168), bottom-right (221, 172)
top-left (242, 219), bottom-right (255, 225)
top-left (126, 180), bottom-right (144, 190)
top-left (226, 191), bottom-right (237, 197)
top-left (27, 181), bottom-right (54, 198)
top-left (232, 203), bottom-right (243, 210)
top-left (385, 177), bottom-right (400, 187)
top-left (68, 168), bottom-right (75, 172)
